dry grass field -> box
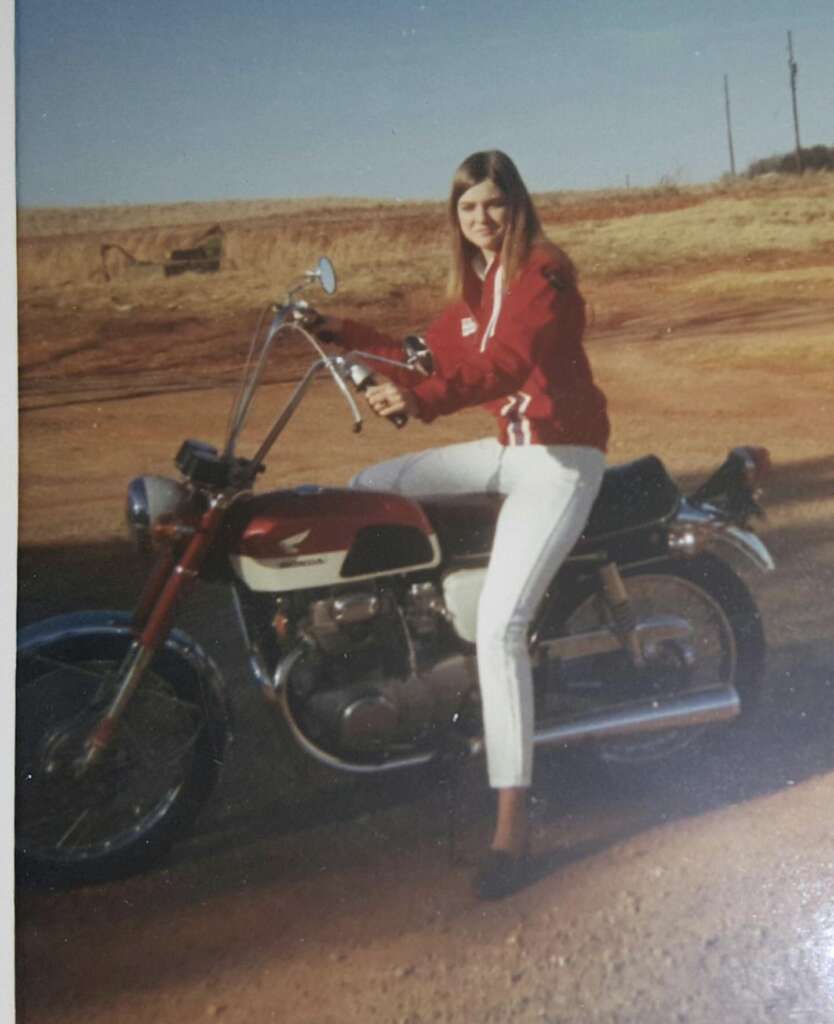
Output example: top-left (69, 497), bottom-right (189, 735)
top-left (18, 173), bottom-right (834, 405)
top-left (17, 171), bottom-right (834, 553)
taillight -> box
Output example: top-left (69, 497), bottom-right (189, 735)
top-left (688, 445), bottom-right (771, 519)
top-left (730, 446), bottom-right (771, 494)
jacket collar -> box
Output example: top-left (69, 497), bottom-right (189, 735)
top-left (464, 254), bottom-right (501, 313)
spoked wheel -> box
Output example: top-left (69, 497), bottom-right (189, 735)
top-left (16, 641), bottom-right (222, 885)
top-left (550, 554), bottom-right (765, 765)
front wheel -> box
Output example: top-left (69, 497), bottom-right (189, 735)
top-left (16, 628), bottom-right (226, 885)
top-left (550, 554), bottom-right (765, 765)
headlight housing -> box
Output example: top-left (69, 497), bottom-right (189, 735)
top-left (126, 475), bottom-right (196, 552)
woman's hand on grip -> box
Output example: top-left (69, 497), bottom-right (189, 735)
top-left (365, 380), bottom-right (418, 422)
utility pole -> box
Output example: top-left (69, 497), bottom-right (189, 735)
top-left (787, 30), bottom-right (803, 173)
top-left (723, 74), bottom-right (736, 177)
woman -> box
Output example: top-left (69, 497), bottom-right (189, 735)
top-left (312, 150), bottom-right (609, 898)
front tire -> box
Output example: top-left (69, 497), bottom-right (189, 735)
top-left (546, 554), bottom-right (765, 765)
top-left (16, 629), bottom-right (226, 885)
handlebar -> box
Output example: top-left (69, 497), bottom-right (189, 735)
top-left (226, 337), bottom-right (424, 486)
top-left (223, 258), bottom-right (430, 481)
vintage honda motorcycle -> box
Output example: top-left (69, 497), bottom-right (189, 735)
top-left (16, 258), bottom-right (774, 884)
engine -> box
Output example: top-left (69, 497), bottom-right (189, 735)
top-left (280, 583), bottom-right (479, 756)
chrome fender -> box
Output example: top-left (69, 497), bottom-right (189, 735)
top-left (668, 505), bottom-right (775, 573)
top-left (17, 609), bottom-right (233, 756)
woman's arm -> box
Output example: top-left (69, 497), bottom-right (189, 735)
top-left (313, 317), bottom-right (420, 389)
top-left (412, 259), bottom-right (582, 422)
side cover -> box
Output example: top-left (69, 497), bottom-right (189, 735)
top-left (226, 487), bottom-right (441, 591)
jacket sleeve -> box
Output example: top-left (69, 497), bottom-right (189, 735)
top-left (412, 260), bottom-right (579, 423)
top-left (332, 319), bottom-right (418, 389)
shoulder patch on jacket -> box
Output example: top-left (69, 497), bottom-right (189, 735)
top-left (543, 267), bottom-right (569, 291)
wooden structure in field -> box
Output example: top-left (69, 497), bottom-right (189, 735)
top-left (163, 224), bottom-right (224, 276)
top-left (100, 224), bottom-right (225, 281)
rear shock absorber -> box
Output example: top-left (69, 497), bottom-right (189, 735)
top-left (598, 562), bottom-right (644, 667)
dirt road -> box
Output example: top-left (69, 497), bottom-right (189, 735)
top-left (16, 302), bottom-right (834, 1023)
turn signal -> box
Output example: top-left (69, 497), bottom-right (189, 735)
top-left (151, 518), bottom-right (196, 544)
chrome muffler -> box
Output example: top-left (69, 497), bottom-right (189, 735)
top-left (532, 685), bottom-right (740, 750)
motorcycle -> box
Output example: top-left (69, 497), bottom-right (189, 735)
top-left (16, 258), bottom-right (774, 884)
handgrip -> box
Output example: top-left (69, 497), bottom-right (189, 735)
top-left (348, 364), bottom-right (408, 429)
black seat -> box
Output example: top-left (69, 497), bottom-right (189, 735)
top-left (420, 455), bottom-right (680, 562)
top-left (582, 455), bottom-right (680, 540)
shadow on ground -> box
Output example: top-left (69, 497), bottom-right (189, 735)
top-left (13, 454), bottom-right (834, 1024)
top-left (15, 452), bottom-right (834, 904)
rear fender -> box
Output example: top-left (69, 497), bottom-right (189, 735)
top-left (667, 503), bottom-right (775, 573)
top-left (17, 610), bottom-right (233, 758)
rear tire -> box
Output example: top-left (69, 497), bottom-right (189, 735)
top-left (16, 631), bottom-right (225, 885)
top-left (544, 554), bottom-right (765, 766)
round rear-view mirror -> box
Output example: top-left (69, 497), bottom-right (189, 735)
top-left (317, 257), bottom-right (337, 295)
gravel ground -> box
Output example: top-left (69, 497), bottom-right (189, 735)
top-left (15, 302), bottom-right (834, 1023)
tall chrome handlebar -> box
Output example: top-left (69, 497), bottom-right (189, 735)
top-left (247, 352), bottom-right (361, 475)
top-left (222, 257), bottom-right (423, 480)
top-left (242, 341), bottom-right (423, 482)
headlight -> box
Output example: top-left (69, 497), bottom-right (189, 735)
top-left (126, 475), bottom-right (194, 551)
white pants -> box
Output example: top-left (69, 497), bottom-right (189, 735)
top-left (350, 439), bottom-right (605, 788)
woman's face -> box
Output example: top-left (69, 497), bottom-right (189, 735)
top-left (457, 179), bottom-right (509, 257)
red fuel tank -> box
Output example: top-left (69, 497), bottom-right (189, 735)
top-left (225, 486), bottom-right (440, 592)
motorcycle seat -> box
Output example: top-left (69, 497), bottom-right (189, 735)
top-left (419, 455), bottom-right (680, 561)
top-left (580, 454), bottom-right (680, 542)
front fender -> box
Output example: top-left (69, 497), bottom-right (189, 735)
top-left (17, 609), bottom-right (233, 755)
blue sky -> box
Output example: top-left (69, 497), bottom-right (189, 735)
top-left (14, 0), bottom-right (834, 206)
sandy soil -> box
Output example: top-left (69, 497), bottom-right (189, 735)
top-left (15, 281), bottom-right (834, 1023)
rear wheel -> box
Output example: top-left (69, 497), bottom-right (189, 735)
top-left (545, 554), bottom-right (765, 765)
top-left (16, 636), bottom-right (223, 884)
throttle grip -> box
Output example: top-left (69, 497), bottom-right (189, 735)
top-left (348, 364), bottom-right (408, 429)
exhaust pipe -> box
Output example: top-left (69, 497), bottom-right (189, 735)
top-left (531, 685), bottom-right (740, 750)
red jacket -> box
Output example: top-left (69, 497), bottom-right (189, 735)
top-left (336, 243), bottom-right (609, 450)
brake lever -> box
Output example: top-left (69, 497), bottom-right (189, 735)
top-left (344, 350), bottom-right (422, 375)
top-left (327, 359), bottom-right (364, 433)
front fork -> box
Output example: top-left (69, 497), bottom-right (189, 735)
top-left (78, 501), bottom-right (225, 771)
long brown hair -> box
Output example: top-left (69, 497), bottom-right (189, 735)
top-left (446, 150), bottom-right (545, 301)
